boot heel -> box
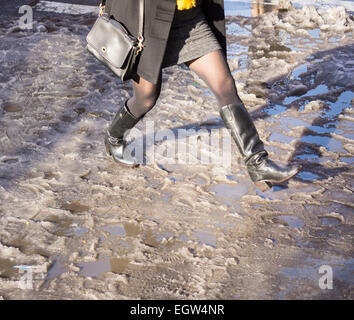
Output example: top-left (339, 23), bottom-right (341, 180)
top-left (254, 181), bottom-right (272, 192)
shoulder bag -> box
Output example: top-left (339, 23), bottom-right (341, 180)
top-left (86, 0), bottom-right (145, 81)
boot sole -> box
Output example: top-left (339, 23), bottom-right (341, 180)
top-left (254, 165), bottom-right (302, 192)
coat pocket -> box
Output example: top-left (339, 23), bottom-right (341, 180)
top-left (149, 4), bottom-right (174, 40)
top-left (149, 18), bottom-right (172, 40)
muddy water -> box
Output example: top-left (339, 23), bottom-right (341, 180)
top-left (0, 2), bottom-right (353, 299)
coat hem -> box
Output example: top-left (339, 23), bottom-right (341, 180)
top-left (134, 67), bottom-right (161, 85)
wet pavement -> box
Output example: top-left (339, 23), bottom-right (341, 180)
top-left (0, 1), bottom-right (353, 299)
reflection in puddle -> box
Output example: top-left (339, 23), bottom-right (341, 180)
top-left (265, 103), bottom-right (287, 116)
top-left (41, 255), bottom-right (67, 288)
top-left (290, 64), bottom-right (308, 80)
top-left (46, 215), bottom-right (88, 237)
top-left (268, 132), bottom-right (294, 144)
top-left (320, 217), bottom-right (341, 226)
top-left (47, 255), bottom-right (67, 279)
top-left (324, 90), bottom-right (354, 120)
top-left (57, 222), bottom-right (87, 237)
top-left (296, 153), bottom-right (319, 160)
top-left (339, 157), bottom-right (354, 165)
top-left (189, 175), bottom-right (208, 185)
top-left (77, 255), bottom-right (130, 278)
top-left (297, 171), bottom-right (320, 181)
top-left (307, 83), bottom-right (327, 97)
top-left (226, 22), bottom-right (251, 37)
top-left (143, 229), bottom-right (161, 249)
top-left (61, 200), bottom-right (90, 213)
top-left (102, 224), bottom-right (126, 237)
top-left (227, 43), bottom-right (248, 56)
top-left (301, 133), bottom-right (345, 153)
top-left (209, 183), bottom-right (249, 202)
top-left (123, 222), bottom-right (141, 237)
top-left (273, 215), bottom-right (304, 229)
top-left (300, 135), bottom-right (338, 149)
top-left (141, 229), bottom-right (175, 250)
top-left (179, 234), bottom-right (189, 242)
top-left (193, 230), bottom-right (217, 248)
top-left (284, 84), bottom-right (329, 105)
top-left (0, 258), bottom-right (18, 278)
top-left (110, 257), bottom-right (130, 274)
top-left (309, 125), bottom-right (343, 135)
top-left (77, 255), bottom-right (110, 279)
top-left (209, 182), bottom-right (250, 213)
top-left (307, 28), bottom-right (321, 39)
top-left (269, 116), bottom-right (309, 128)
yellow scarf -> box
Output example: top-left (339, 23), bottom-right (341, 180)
top-left (177, 0), bottom-right (196, 10)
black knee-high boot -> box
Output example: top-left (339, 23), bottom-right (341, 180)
top-left (105, 99), bottom-right (142, 167)
top-left (220, 102), bottom-right (301, 191)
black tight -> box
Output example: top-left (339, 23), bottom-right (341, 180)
top-left (126, 49), bottom-right (241, 118)
top-left (126, 71), bottom-right (162, 118)
top-left (185, 49), bottom-right (242, 107)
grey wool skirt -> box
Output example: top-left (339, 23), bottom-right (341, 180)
top-left (161, 0), bottom-right (222, 69)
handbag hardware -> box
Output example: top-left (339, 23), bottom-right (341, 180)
top-left (136, 35), bottom-right (144, 55)
top-left (99, 3), bottom-right (105, 16)
top-left (86, 0), bottom-right (145, 81)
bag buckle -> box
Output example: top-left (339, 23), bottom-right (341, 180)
top-left (136, 36), bottom-right (144, 55)
top-left (99, 4), bottom-right (105, 16)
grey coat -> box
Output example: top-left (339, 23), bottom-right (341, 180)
top-left (105, 0), bottom-right (226, 84)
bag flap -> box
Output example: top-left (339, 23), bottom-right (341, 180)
top-left (86, 16), bottom-right (137, 69)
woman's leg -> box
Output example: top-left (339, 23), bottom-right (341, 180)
top-left (185, 50), bottom-right (300, 190)
top-left (127, 71), bottom-right (162, 118)
top-left (105, 72), bottom-right (162, 166)
top-left (185, 49), bottom-right (241, 107)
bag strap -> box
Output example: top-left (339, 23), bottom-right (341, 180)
top-left (136, 0), bottom-right (145, 53)
top-left (138, 0), bottom-right (144, 39)
top-left (100, 0), bottom-right (144, 39)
